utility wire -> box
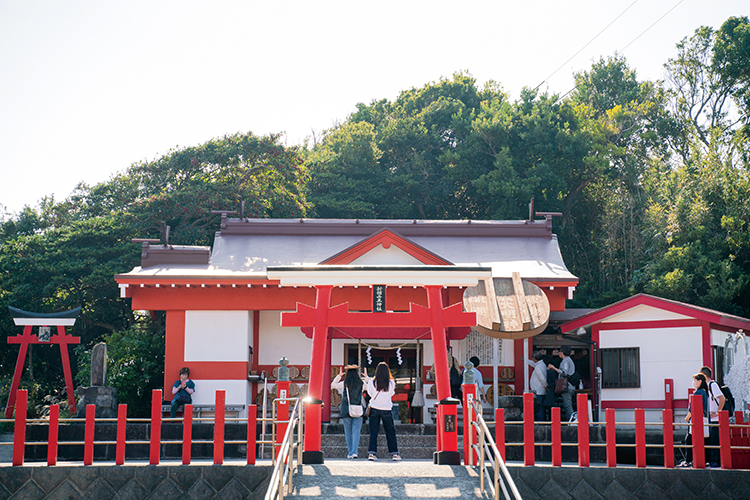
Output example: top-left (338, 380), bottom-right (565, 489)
top-left (558, 0), bottom-right (686, 101)
top-left (534, 0), bottom-right (639, 91)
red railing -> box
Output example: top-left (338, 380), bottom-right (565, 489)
top-left (466, 392), bottom-right (750, 469)
top-left (3, 389), bottom-right (274, 466)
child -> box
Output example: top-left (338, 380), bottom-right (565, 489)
top-left (171, 367), bottom-right (195, 418)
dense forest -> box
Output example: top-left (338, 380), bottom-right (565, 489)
top-left (1, 17), bottom-right (748, 416)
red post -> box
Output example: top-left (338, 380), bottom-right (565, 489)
top-left (439, 399), bottom-right (460, 455)
top-left (183, 404), bottom-right (193, 465)
top-left (635, 408), bottom-right (646, 468)
top-left (84, 405), bottom-right (95, 465)
top-left (664, 378), bottom-right (674, 413)
top-left (247, 404), bottom-right (257, 465)
top-left (6, 327), bottom-right (32, 418)
top-left (275, 380), bottom-right (290, 456)
top-left (663, 409), bottom-right (674, 468)
top-left (55, 326), bottom-right (79, 416)
top-left (116, 404), bottom-right (127, 465)
top-left (606, 408), bottom-right (616, 467)
top-left (462, 383), bottom-right (477, 465)
top-left (551, 406), bottom-right (561, 466)
top-left (12, 389), bottom-right (27, 466)
top-left (214, 390), bottom-right (225, 465)
top-left (150, 389), bottom-right (162, 465)
top-left (48, 404), bottom-right (59, 466)
top-left (690, 393), bottom-right (705, 469)
top-left (719, 410), bottom-right (732, 469)
top-left (435, 404), bottom-right (443, 451)
top-left (577, 393), bottom-right (590, 467)
top-left (495, 408), bottom-right (505, 462)
top-left (523, 392), bottom-right (534, 466)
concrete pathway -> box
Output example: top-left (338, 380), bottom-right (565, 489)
top-left (289, 459), bottom-right (492, 499)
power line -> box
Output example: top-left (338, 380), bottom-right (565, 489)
top-left (534, 0), bottom-right (639, 91)
top-left (557, 0), bottom-right (686, 101)
top-left (619, 0), bottom-right (685, 52)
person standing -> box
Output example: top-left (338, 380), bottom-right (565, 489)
top-left (170, 367), bottom-right (195, 418)
top-left (468, 356), bottom-right (487, 403)
top-left (679, 372), bottom-right (710, 467)
top-left (331, 365), bottom-right (364, 459)
top-left (548, 346), bottom-right (575, 421)
top-left (700, 366), bottom-right (725, 468)
top-left (526, 351), bottom-right (547, 421)
top-left (366, 362), bottom-right (401, 461)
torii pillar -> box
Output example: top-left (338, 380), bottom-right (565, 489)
top-left (283, 285), bottom-right (474, 464)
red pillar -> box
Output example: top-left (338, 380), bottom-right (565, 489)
top-left (664, 379), bottom-right (674, 413)
top-left (84, 404), bottom-right (95, 465)
top-left (690, 394), bottom-right (705, 469)
top-left (183, 404), bottom-right (193, 465)
top-left (577, 393), bottom-right (590, 467)
top-left (55, 326), bottom-right (78, 416)
top-left (12, 389), bottom-right (27, 466)
top-left (5, 326), bottom-right (32, 418)
top-left (214, 390), bottom-right (225, 465)
top-left (635, 408), bottom-right (646, 468)
top-left (719, 410), bottom-right (732, 469)
top-left (116, 404), bottom-right (127, 465)
top-left (462, 383), bottom-right (477, 465)
top-left (606, 408), bottom-right (616, 467)
top-left (495, 408), bottom-right (505, 462)
top-left (150, 389), bottom-right (162, 465)
top-left (247, 404), bottom-right (257, 465)
top-left (48, 404), bottom-right (59, 466)
top-left (523, 392), bottom-right (535, 466)
top-left (322, 337), bottom-right (332, 423)
top-left (427, 286), bottom-right (460, 465)
top-left (551, 407), bottom-right (561, 466)
top-left (276, 380), bottom-right (290, 455)
top-left (302, 285), bottom-right (332, 464)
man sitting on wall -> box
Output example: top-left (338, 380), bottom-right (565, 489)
top-left (171, 367), bottom-right (196, 418)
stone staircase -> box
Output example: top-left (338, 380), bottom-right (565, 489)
top-left (321, 423), bottom-right (463, 460)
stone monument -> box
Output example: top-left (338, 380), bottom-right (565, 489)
top-left (76, 342), bottom-right (118, 418)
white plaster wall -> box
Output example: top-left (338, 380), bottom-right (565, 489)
top-left (189, 379), bottom-right (249, 416)
top-left (184, 311), bottom-right (251, 361)
top-left (258, 311), bottom-right (312, 365)
top-left (600, 326), bottom-right (702, 403)
top-left (349, 244), bottom-right (425, 265)
top-left (712, 329), bottom-right (733, 347)
top-left (601, 305), bottom-right (692, 323)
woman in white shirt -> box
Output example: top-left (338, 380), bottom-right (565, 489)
top-left (366, 362), bottom-right (401, 461)
top-left (331, 365), bottom-right (364, 459)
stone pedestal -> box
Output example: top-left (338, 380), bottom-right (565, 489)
top-left (76, 386), bottom-right (118, 418)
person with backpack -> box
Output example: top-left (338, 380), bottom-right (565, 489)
top-left (700, 366), bottom-right (725, 468)
top-left (679, 372), bottom-right (711, 467)
top-left (548, 346), bottom-right (575, 421)
top-left (467, 356), bottom-right (487, 404)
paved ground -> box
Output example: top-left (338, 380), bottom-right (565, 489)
top-left (290, 459), bottom-right (492, 499)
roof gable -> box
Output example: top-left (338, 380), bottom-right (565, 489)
top-left (560, 293), bottom-right (750, 332)
top-left (320, 229), bottom-right (452, 266)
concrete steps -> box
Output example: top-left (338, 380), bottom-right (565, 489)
top-left (321, 423), bottom-right (460, 460)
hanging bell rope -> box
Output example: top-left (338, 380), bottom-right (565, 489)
top-left (411, 339), bottom-right (425, 407)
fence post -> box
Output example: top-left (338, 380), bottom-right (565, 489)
top-left (494, 408), bottom-right (505, 462)
top-left (606, 408), bottom-right (616, 467)
top-left (116, 404), bottom-right (127, 465)
top-left (551, 406), bottom-right (561, 466)
top-left (463, 384), bottom-right (477, 465)
top-left (150, 389), bottom-right (162, 465)
top-left (48, 404), bottom-right (59, 466)
top-left (690, 393), bottom-right (705, 469)
top-left (635, 408), bottom-right (646, 468)
top-left (663, 409), bottom-right (674, 468)
top-left (12, 389), bottom-right (27, 466)
top-left (523, 392), bottom-right (535, 466)
top-left (183, 404), bottom-right (193, 465)
top-left (577, 393), bottom-right (590, 467)
top-left (84, 404), bottom-right (95, 465)
top-left (247, 404), bottom-right (257, 465)
top-left (214, 390), bottom-right (225, 465)
top-left (719, 410), bottom-right (731, 469)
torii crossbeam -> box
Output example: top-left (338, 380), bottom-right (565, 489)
top-left (5, 306), bottom-right (81, 418)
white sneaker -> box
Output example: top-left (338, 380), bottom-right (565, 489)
top-left (351, 454), bottom-right (357, 459)
top-left (368, 453), bottom-right (377, 461)
top-left (392, 454), bottom-right (402, 461)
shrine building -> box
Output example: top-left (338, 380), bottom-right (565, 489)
top-left (115, 215), bottom-right (578, 461)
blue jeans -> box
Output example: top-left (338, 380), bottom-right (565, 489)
top-left (561, 390), bottom-right (574, 421)
top-left (368, 408), bottom-right (398, 456)
top-left (342, 415), bottom-right (363, 457)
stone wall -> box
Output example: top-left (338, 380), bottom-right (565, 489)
top-left (0, 464), bottom-right (271, 500)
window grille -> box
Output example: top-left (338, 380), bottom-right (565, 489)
top-left (601, 347), bottom-right (640, 388)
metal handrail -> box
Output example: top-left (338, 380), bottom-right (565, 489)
top-left (264, 397), bottom-right (303, 500)
top-left (469, 400), bottom-right (523, 500)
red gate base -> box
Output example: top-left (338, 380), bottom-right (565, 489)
top-left (434, 397), bottom-right (461, 465)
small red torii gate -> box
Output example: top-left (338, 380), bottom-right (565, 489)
top-left (282, 285), bottom-right (476, 464)
top-left (5, 306), bottom-right (81, 418)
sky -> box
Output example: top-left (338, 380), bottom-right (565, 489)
top-left (1, 1), bottom-right (747, 215)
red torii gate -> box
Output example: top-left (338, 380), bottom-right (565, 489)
top-left (5, 306), bottom-right (81, 418)
top-left (282, 285), bottom-right (476, 464)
